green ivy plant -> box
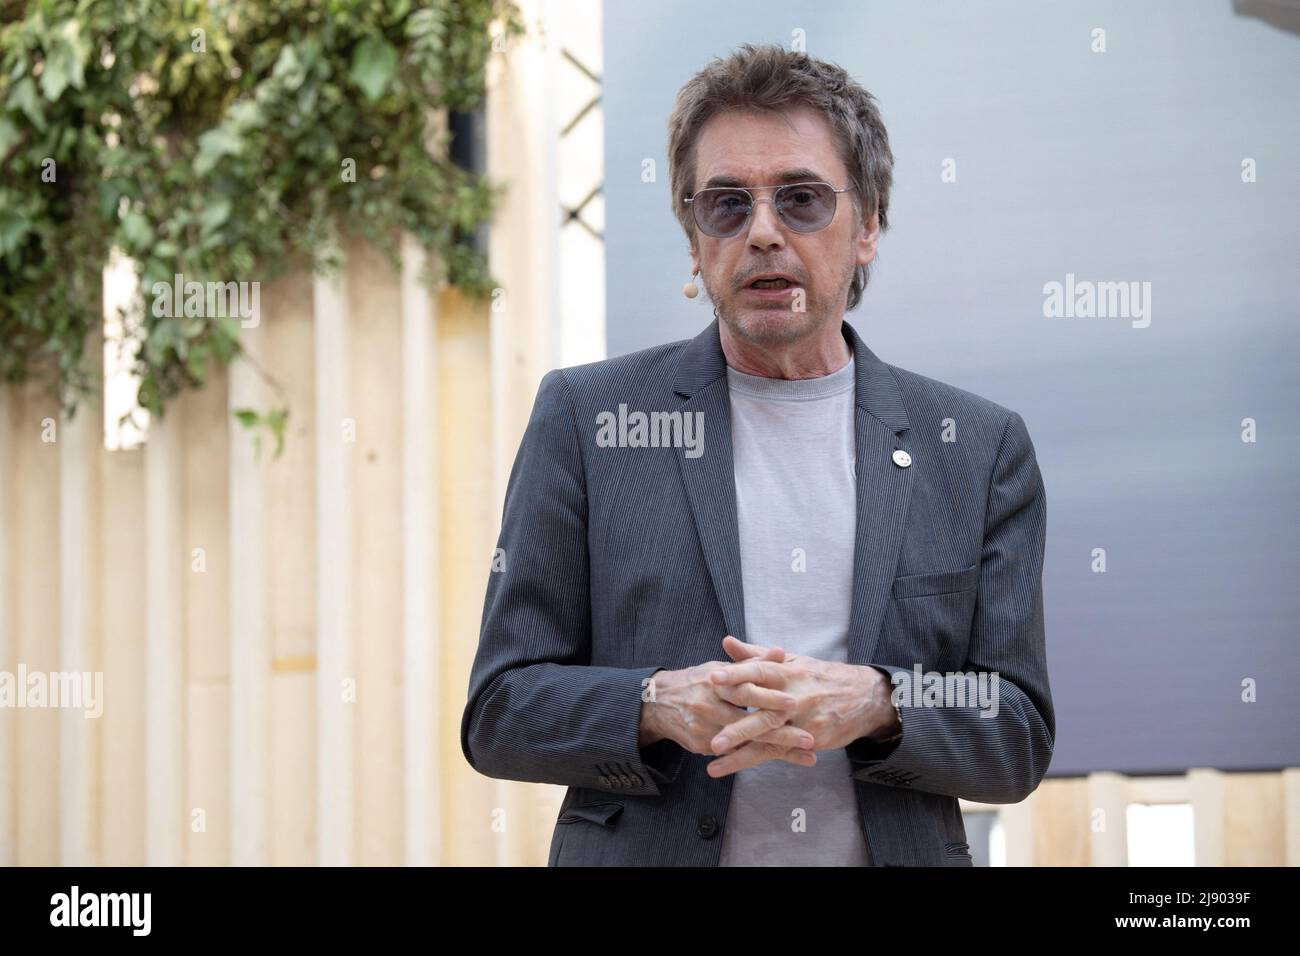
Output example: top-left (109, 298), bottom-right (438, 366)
top-left (0, 0), bottom-right (525, 453)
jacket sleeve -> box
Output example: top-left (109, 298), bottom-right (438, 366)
top-left (847, 411), bottom-right (1055, 804)
top-left (460, 369), bottom-right (686, 796)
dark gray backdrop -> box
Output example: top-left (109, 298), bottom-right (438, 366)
top-left (602, 0), bottom-right (1299, 776)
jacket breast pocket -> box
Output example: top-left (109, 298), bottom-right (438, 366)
top-left (883, 563), bottom-right (980, 671)
top-left (892, 562), bottom-right (979, 599)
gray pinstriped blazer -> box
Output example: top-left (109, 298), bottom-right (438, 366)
top-left (460, 319), bottom-right (1054, 866)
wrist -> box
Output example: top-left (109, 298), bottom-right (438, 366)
top-left (862, 665), bottom-right (902, 740)
top-left (871, 703), bottom-right (902, 740)
top-left (639, 669), bottom-right (668, 747)
top-left (638, 700), bottom-right (663, 747)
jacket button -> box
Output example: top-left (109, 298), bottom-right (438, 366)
top-left (597, 775), bottom-right (612, 789)
top-left (697, 815), bottom-right (719, 839)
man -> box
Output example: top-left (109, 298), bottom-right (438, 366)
top-left (461, 43), bottom-right (1053, 866)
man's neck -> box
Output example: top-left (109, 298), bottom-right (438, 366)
top-left (720, 319), bottom-right (852, 380)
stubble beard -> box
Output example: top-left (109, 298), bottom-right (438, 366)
top-left (708, 261), bottom-right (855, 349)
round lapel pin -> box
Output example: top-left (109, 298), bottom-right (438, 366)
top-left (892, 449), bottom-right (912, 468)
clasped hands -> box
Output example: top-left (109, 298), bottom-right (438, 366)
top-left (638, 635), bottom-right (901, 777)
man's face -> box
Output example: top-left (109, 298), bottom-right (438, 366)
top-left (689, 106), bottom-right (879, 349)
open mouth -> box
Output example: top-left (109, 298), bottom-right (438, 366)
top-left (744, 275), bottom-right (800, 293)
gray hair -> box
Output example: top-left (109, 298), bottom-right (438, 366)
top-left (666, 43), bottom-right (894, 311)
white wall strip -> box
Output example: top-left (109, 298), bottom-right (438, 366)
top-left (145, 404), bottom-right (184, 864)
top-left (314, 269), bottom-right (354, 866)
top-left (400, 232), bottom-right (440, 866)
top-left (229, 314), bottom-right (270, 865)
top-left (58, 391), bottom-right (98, 864)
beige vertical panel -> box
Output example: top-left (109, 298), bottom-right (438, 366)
top-left (271, 667), bottom-right (315, 865)
top-left (99, 444), bottom-right (145, 865)
top-left (260, 270), bottom-right (318, 866)
top-left (312, 262), bottom-right (352, 867)
top-left (1086, 771), bottom-right (1129, 866)
top-left (186, 683), bottom-right (228, 863)
top-left (145, 404), bottom-right (184, 864)
top-left (400, 233), bottom-right (440, 865)
top-left (183, 367), bottom-right (231, 863)
top-left (15, 381), bottom-right (60, 864)
top-left (0, 386), bottom-right (13, 865)
top-left (229, 313), bottom-right (271, 865)
top-left (349, 237), bottom-right (404, 865)
top-left (1188, 767), bottom-right (1225, 866)
top-left (1223, 772), bottom-right (1284, 866)
top-left (486, 0), bottom-right (557, 500)
top-left (1000, 790), bottom-right (1038, 867)
top-left (1285, 769), bottom-right (1300, 867)
top-left (59, 373), bottom-right (101, 866)
top-left (486, 0), bottom-right (559, 868)
top-left (438, 289), bottom-right (497, 864)
top-left (1027, 777), bottom-right (1089, 866)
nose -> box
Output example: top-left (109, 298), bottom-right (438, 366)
top-left (745, 196), bottom-right (786, 252)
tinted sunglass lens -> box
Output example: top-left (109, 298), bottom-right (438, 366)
top-left (699, 190), bottom-right (751, 236)
top-left (777, 184), bottom-right (835, 230)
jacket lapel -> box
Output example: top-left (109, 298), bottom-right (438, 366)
top-left (842, 321), bottom-right (914, 667)
top-left (670, 319), bottom-right (914, 665)
top-left (672, 321), bottom-right (748, 643)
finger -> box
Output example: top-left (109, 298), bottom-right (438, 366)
top-left (754, 724), bottom-right (816, 750)
top-left (707, 741), bottom-right (816, 777)
top-left (774, 748), bottom-right (818, 768)
top-left (710, 659), bottom-right (787, 690)
top-left (713, 680), bottom-right (797, 712)
top-left (711, 707), bottom-right (787, 754)
top-left (707, 741), bottom-right (786, 776)
top-left (721, 635), bottom-right (786, 663)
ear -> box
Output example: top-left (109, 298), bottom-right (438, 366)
top-left (855, 208), bottom-right (880, 269)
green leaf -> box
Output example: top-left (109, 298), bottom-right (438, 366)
top-left (267, 407), bottom-right (288, 459)
top-left (199, 197), bottom-right (231, 237)
top-left (0, 208), bottom-right (31, 257)
top-left (98, 180), bottom-right (123, 219)
top-left (120, 210), bottom-right (153, 248)
top-left (232, 408), bottom-right (259, 428)
top-left (145, 318), bottom-right (176, 365)
top-left (271, 44), bottom-right (306, 90)
top-left (8, 77), bottom-right (45, 130)
top-left (227, 99), bottom-right (261, 128)
top-left (186, 346), bottom-right (208, 383)
top-left (39, 21), bottom-right (89, 102)
top-left (40, 48), bottom-right (72, 101)
top-left (350, 36), bottom-right (399, 102)
top-left (195, 126), bottom-right (243, 175)
top-left (0, 117), bottom-right (21, 156)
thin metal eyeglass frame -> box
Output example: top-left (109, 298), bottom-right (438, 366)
top-left (683, 181), bottom-right (857, 238)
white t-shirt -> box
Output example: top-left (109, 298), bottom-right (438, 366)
top-left (718, 354), bottom-right (872, 866)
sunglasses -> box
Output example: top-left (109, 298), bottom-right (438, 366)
top-left (684, 181), bottom-right (856, 238)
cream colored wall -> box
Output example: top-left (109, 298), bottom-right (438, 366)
top-left (0, 0), bottom-right (567, 870)
top-left (0, 231), bottom-right (550, 865)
